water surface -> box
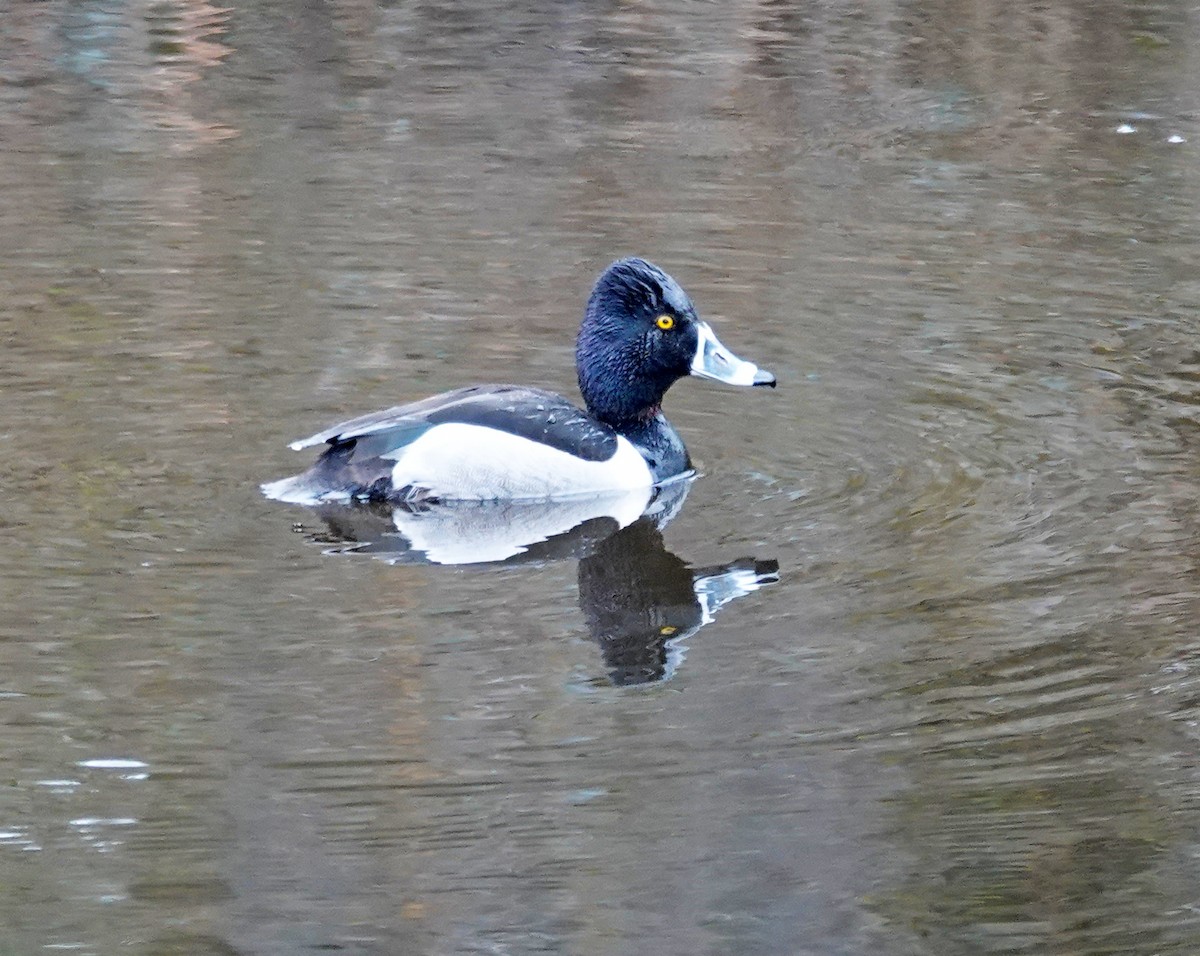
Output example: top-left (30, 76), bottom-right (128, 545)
top-left (4, 1), bottom-right (1200, 953)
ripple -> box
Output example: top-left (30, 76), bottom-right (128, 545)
top-left (76, 758), bottom-right (148, 772)
top-left (68, 817), bottom-right (137, 828)
top-left (0, 826), bottom-right (41, 852)
top-left (33, 779), bottom-right (81, 790)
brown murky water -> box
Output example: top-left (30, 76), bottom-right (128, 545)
top-left (5, 1), bottom-right (1200, 953)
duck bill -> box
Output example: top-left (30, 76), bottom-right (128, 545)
top-left (690, 322), bottom-right (776, 387)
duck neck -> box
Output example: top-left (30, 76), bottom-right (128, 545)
top-left (617, 411), bottom-right (691, 483)
top-left (577, 369), bottom-right (687, 479)
top-left (578, 368), bottom-right (672, 431)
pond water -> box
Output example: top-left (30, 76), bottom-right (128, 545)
top-left (5, 1), bottom-right (1200, 953)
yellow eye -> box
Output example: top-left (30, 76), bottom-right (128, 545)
top-left (656, 314), bottom-right (675, 331)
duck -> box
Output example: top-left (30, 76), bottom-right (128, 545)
top-left (261, 257), bottom-right (776, 505)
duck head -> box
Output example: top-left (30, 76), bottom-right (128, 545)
top-left (576, 258), bottom-right (775, 427)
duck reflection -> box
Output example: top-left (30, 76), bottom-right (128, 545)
top-left (313, 482), bottom-right (675, 566)
top-left (577, 517), bottom-right (778, 686)
top-left (299, 480), bottom-right (778, 686)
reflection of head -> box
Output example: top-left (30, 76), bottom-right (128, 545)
top-left (577, 519), bottom-right (705, 686)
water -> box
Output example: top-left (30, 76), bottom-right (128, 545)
top-left (4, 1), bottom-right (1200, 953)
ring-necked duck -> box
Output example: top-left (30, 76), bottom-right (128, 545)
top-left (262, 257), bottom-right (775, 504)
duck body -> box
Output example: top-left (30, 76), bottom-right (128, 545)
top-left (263, 258), bottom-right (774, 505)
top-left (262, 384), bottom-right (680, 503)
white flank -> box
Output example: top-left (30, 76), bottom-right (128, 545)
top-left (390, 423), bottom-right (653, 501)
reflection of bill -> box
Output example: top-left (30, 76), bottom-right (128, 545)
top-left (297, 477), bottom-right (777, 686)
top-left (578, 519), bottom-right (778, 687)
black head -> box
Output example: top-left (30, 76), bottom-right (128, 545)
top-left (576, 258), bottom-right (774, 427)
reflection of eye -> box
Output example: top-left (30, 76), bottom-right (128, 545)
top-left (656, 315), bottom-right (675, 331)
